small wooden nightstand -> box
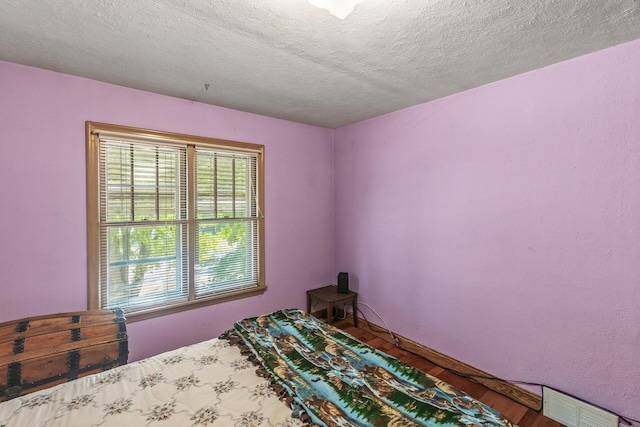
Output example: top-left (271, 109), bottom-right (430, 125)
top-left (307, 285), bottom-right (358, 326)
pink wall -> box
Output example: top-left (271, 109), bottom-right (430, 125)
top-left (0, 61), bottom-right (335, 361)
top-left (335, 39), bottom-right (640, 419)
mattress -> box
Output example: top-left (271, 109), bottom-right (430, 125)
top-left (0, 337), bottom-right (302, 426)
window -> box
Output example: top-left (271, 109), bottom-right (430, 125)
top-left (86, 122), bottom-right (265, 321)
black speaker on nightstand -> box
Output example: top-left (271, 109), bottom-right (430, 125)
top-left (337, 272), bottom-right (349, 294)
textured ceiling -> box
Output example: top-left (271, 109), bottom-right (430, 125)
top-left (1, 0), bottom-right (640, 128)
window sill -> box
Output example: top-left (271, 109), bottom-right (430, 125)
top-left (123, 285), bottom-right (267, 323)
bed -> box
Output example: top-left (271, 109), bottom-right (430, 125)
top-left (0, 308), bottom-right (516, 427)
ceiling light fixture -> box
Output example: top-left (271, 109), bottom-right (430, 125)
top-left (308, 0), bottom-right (365, 19)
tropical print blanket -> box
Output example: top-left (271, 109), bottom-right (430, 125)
top-left (232, 309), bottom-right (516, 427)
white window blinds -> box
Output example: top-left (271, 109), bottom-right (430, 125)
top-left (194, 148), bottom-right (260, 298)
top-left (99, 139), bottom-right (189, 311)
top-left (90, 124), bottom-right (264, 316)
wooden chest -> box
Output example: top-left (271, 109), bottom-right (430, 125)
top-left (0, 308), bottom-right (128, 401)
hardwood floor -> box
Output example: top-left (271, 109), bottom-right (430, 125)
top-left (331, 319), bottom-right (564, 427)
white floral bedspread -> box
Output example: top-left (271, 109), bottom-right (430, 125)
top-left (0, 338), bottom-right (302, 427)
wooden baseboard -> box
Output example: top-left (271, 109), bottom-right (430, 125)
top-left (339, 315), bottom-right (542, 411)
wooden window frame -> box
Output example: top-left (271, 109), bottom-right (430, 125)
top-left (86, 122), bottom-right (266, 322)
